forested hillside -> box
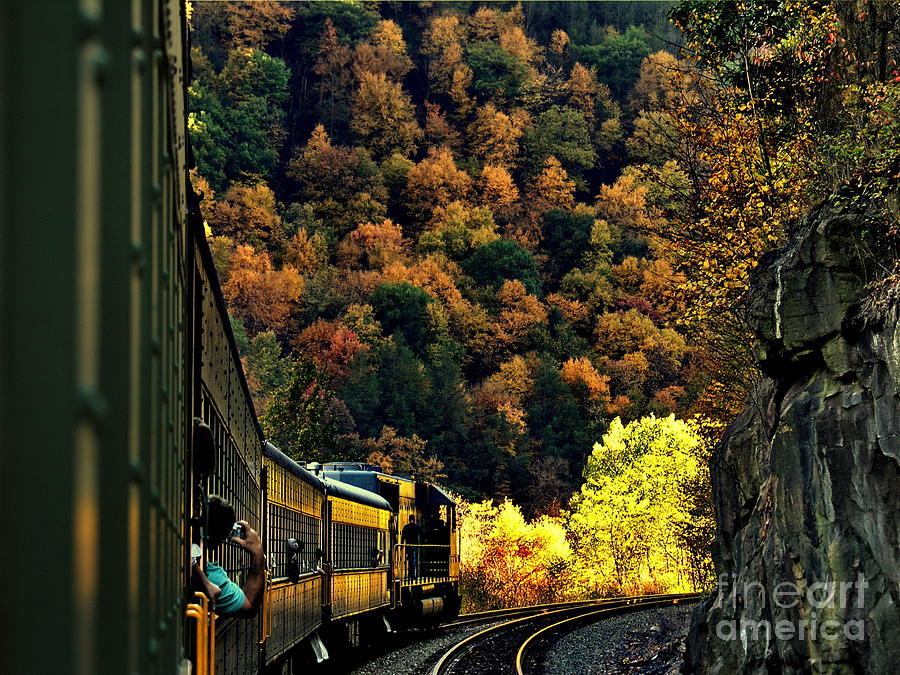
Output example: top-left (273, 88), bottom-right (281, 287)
top-left (187, 1), bottom-right (709, 516)
top-left (189, 0), bottom-right (899, 602)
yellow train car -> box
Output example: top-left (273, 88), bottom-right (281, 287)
top-left (312, 463), bottom-right (462, 628)
top-left (260, 443), bottom-right (327, 670)
top-left (323, 477), bottom-right (392, 628)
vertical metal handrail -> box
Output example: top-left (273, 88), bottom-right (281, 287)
top-left (192, 592), bottom-right (214, 675)
top-left (208, 610), bottom-right (217, 674)
top-left (185, 601), bottom-right (207, 674)
top-left (258, 570), bottom-right (273, 644)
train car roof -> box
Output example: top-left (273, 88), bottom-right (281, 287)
top-left (321, 469), bottom-right (400, 493)
top-left (428, 483), bottom-right (456, 507)
top-left (321, 469), bottom-right (456, 508)
top-left (321, 476), bottom-right (393, 511)
top-left (262, 442), bottom-right (325, 491)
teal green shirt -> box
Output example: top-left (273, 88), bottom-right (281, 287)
top-left (206, 562), bottom-right (246, 615)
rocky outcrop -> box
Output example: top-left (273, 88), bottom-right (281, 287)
top-left (685, 195), bottom-right (900, 674)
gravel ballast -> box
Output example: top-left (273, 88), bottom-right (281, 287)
top-left (544, 604), bottom-right (696, 675)
top-left (344, 620), bottom-right (508, 675)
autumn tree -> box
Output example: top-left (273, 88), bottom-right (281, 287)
top-left (565, 62), bottom-right (600, 122)
top-left (210, 182), bottom-right (282, 250)
top-left (313, 18), bottom-right (354, 133)
top-left (336, 219), bottom-right (408, 270)
top-left (404, 146), bottom-right (473, 224)
top-left (222, 245), bottom-right (303, 332)
top-left (496, 280), bottom-right (549, 350)
top-left (422, 14), bottom-right (474, 115)
top-left (460, 499), bottom-right (575, 611)
top-left (364, 426), bottom-right (445, 483)
top-left (424, 103), bottom-right (462, 150)
top-left (560, 357), bottom-right (611, 405)
top-left (418, 203), bottom-right (498, 260)
top-left (350, 71), bottom-right (422, 158)
top-left (284, 227), bottom-right (327, 276)
top-left (353, 19), bottom-right (414, 82)
top-left (567, 415), bottom-right (714, 594)
top-left (287, 125), bottom-right (385, 220)
top-left (477, 164), bottom-right (520, 223)
top-left (549, 29), bottom-right (570, 64)
top-left (221, 1), bottom-right (295, 50)
top-left (518, 156), bottom-right (576, 246)
top-left (466, 103), bottom-right (527, 168)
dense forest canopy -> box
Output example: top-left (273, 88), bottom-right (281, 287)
top-left (188, 0), bottom-right (703, 513)
top-left (188, 0), bottom-right (899, 530)
top-left (188, 0), bottom-right (899, 600)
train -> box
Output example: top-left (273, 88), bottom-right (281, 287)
top-left (0, 1), bottom-right (459, 674)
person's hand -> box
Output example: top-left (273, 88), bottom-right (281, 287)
top-left (230, 520), bottom-right (263, 557)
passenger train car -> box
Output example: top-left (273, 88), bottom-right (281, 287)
top-left (0, 2), bottom-right (459, 673)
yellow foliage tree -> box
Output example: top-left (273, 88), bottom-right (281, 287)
top-left (404, 146), bottom-right (473, 224)
top-left (497, 279), bottom-right (548, 344)
top-left (567, 415), bottom-right (714, 595)
top-left (459, 499), bottom-right (574, 611)
top-left (350, 71), bottom-right (422, 158)
top-left (466, 103), bottom-right (526, 168)
top-left (560, 357), bottom-right (611, 405)
top-left (336, 219), bottom-right (408, 270)
top-left (566, 62), bottom-right (600, 122)
top-left (478, 164), bottom-right (520, 222)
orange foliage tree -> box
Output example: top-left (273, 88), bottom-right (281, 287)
top-left (222, 245), bottom-right (303, 332)
top-left (211, 182), bottom-right (282, 250)
top-left (404, 147), bottom-right (473, 225)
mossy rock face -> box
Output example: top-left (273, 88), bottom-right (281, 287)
top-left (686, 195), bottom-right (900, 674)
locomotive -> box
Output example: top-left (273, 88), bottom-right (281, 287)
top-left (0, 1), bottom-right (459, 673)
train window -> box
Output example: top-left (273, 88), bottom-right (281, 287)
top-left (268, 503), bottom-right (321, 579)
top-left (332, 523), bottom-right (383, 569)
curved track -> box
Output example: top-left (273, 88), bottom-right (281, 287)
top-left (431, 594), bottom-right (699, 675)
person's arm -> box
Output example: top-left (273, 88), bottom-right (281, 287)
top-left (231, 520), bottom-right (265, 617)
top-left (191, 561), bottom-right (222, 610)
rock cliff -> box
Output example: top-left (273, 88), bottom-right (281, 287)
top-left (685, 195), bottom-right (900, 673)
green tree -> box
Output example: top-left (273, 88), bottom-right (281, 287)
top-left (262, 359), bottom-right (336, 462)
top-left (467, 41), bottom-right (531, 102)
top-left (244, 330), bottom-right (290, 414)
top-left (522, 106), bottom-right (596, 180)
top-left (462, 239), bottom-right (542, 295)
top-left (572, 26), bottom-right (653, 98)
top-left (369, 282), bottom-right (435, 354)
top-left (541, 208), bottom-right (595, 283)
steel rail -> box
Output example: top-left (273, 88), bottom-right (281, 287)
top-left (446, 592), bottom-right (699, 628)
top-left (514, 594), bottom-right (699, 675)
top-left (430, 593), bottom-right (700, 675)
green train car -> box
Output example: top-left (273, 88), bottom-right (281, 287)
top-left (0, 2), bottom-right (459, 674)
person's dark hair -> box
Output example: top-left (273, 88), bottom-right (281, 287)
top-left (408, 515), bottom-right (415, 523)
top-left (206, 495), bottom-right (236, 550)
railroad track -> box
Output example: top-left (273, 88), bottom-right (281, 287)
top-left (445, 600), bottom-right (601, 628)
top-left (431, 594), bottom-right (699, 675)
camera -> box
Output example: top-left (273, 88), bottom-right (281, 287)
top-left (229, 522), bottom-right (245, 541)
